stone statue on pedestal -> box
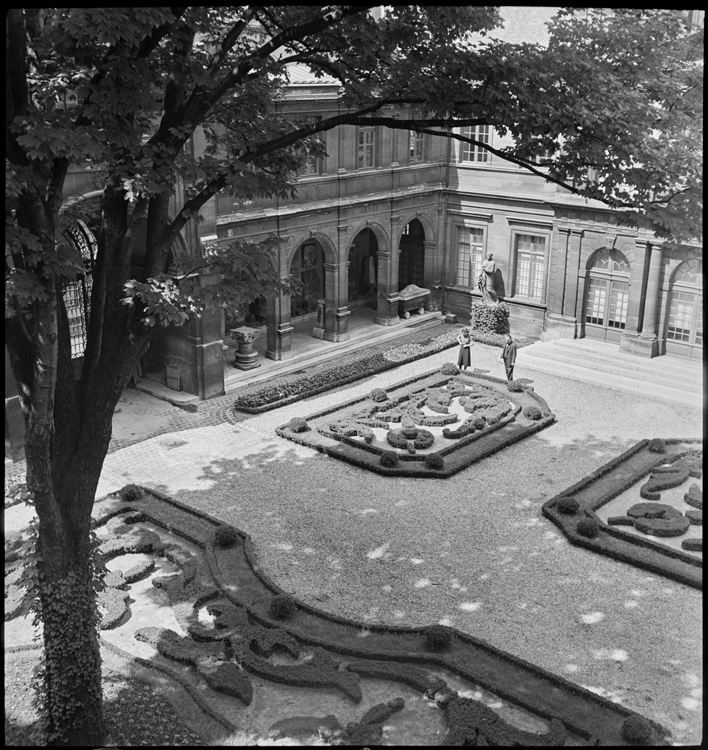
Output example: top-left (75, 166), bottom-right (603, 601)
top-left (477, 253), bottom-right (498, 305)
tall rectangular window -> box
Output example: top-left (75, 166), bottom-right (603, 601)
top-left (409, 129), bottom-right (425, 163)
top-left (586, 278), bottom-right (607, 325)
top-left (607, 281), bottom-right (629, 328)
top-left (456, 227), bottom-right (485, 287)
top-left (667, 292), bottom-right (696, 342)
top-left (461, 125), bottom-right (490, 162)
top-left (514, 234), bottom-right (546, 300)
top-left (357, 125), bottom-right (376, 169)
top-left (303, 116), bottom-right (323, 175)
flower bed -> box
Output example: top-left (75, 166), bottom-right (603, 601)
top-left (277, 367), bottom-right (554, 478)
top-left (542, 440), bottom-right (702, 589)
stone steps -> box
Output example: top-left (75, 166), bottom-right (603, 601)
top-left (515, 338), bottom-right (703, 406)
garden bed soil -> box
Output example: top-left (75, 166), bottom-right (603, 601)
top-left (276, 368), bottom-right (555, 478)
top-left (542, 439), bottom-right (702, 590)
top-left (7, 485), bottom-right (669, 746)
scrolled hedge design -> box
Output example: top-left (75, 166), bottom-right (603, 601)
top-left (386, 427), bottom-right (435, 451)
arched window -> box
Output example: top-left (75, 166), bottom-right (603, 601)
top-left (585, 248), bottom-right (630, 330)
top-left (62, 220), bottom-right (96, 358)
top-left (666, 259), bottom-right (702, 346)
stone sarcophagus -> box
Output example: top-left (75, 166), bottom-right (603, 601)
top-left (396, 284), bottom-right (430, 319)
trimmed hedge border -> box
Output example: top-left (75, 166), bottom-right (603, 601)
top-left (276, 368), bottom-right (555, 478)
top-left (122, 487), bottom-right (671, 746)
top-left (15, 488), bottom-right (668, 744)
top-left (542, 440), bottom-right (702, 590)
top-left (232, 326), bottom-right (534, 414)
top-left (233, 329), bottom-right (462, 413)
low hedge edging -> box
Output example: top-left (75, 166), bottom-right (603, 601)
top-left (233, 328), bottom-right (467, 413)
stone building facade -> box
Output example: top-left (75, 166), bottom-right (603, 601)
top-left (5, 10), bottom-right (702, 459)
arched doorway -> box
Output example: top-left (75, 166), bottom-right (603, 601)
top-left (584, 248), bottom-right (630, 342)
top-left (665, 258), bottom-right (702, 358)
top-left (62, 219), bottom-right (97, 359)
top-left (290, 240), bottom-right (325, 318)
top-left (398, 218), bottom-right (425, 289)
top-left (348, 228), bottom-right (378, 308)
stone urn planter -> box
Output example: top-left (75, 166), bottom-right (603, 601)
top-left (231, 326), bottom-right (261, 371)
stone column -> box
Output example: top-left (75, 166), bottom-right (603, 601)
top-left (161, 270), bottom-right (225, 399)
top-left (564, 229), bottom-right (583, 321)
top-left (544, 228), bottom-right (580, 340)
top-left (265, 289), bottom-right (294, 361)
top-left (631, 243), bottom-right (663, 358)
top-left (322, 261), bottom-right (350, 342)
top-left (422, 239), bottom-right (441, 311)
top-left (619, 239), bottom-right (650, 355)
top-left (376, 249), bottom-right (401, 326)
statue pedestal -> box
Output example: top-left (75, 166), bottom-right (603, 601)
top-left (231, 326), bottom-right (261, 371)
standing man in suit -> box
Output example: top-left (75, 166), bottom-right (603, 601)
top-left (500, 333), bottom-right (517, 381)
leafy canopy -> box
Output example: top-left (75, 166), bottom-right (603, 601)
top-left (6, 7), bottom-right (702, 330)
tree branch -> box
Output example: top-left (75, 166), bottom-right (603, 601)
top-left (206, 7), bottom-right (257, 76)
top-left (207, 6), bottom-right (374, 108)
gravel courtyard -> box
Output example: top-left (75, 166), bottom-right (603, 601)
top-left (6, 340), bottom-right (703, 745)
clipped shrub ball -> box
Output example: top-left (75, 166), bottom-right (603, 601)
top-left (270, 594), bottom-right (297, 620)
top-left (621, 714), bottom-right (654, 745)
top-left (523, 405), bottom-right (542, 421)
top-left (120, 483), bottom-right (143, 502)
top-left (287, 417), bottom-right (310, 433)
top-left (506, 380), bottom-right (524, 392)
top-left (557, 497), bottom-right (579, 515)
top-left (576, 518), bottom-right (600, 539)
top-left (369, 388), bottom-right (388, 403)
top-left (380, 450), bottom-right (400, 468)
top-left (472, 417), bottom-right (486, 430)
top-left (440, 362), bottom-right (460, 376)
top-left (424, 453), bottom-right (445, 470)
top-left (214, 525), bottom-right (239, 548)
top-left (647, 438), bottom-right (667, 453)
top-left (424, 624), bottom-right (453, 651)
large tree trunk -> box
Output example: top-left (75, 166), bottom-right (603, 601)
top-left (35, 371), bottom-right (131, 746)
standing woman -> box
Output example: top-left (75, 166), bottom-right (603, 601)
top-left (457, 328), bottom-right (473, 370)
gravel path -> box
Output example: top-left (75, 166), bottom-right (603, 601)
top-left (5, 340), bottom-right (703, 745)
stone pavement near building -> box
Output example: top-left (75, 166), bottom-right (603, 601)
top-left (5, 333), bottom-right (704, 745)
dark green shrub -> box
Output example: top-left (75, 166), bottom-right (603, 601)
top-left (507, 380), bottom-right (524, 392)
top-left (621, 715), bottom-right (654, 745)
top-left (557, 497), bottom-right (579, 515)
top-left (425, 453), bottom-right (445, 470)
top-left (576, 518), bottom-right (600, 538)
top-left (287, 417), bottom-right (309, 433)
top-left (472, 417), bottom-right (486, 429)
top-left (440, 362), bottom-right (459, 376)
top-left (424, 624), bottom-right (453, 650)
top-left (214, 525), bottom-right (239, 548)
top-left (470, 302), bottom-right (510, 334)
top-left (369, 388), bottom-right (388, 402)
top-left (523, 405), bottom-right (542, 421)
top-left (270, 594), bottom-right (297, 620)
top-left (380, 450), bottom-right (400, 468)
top-left (120, 483), bottom-right (143, 502)
top-left (647, 438), bottom-right (667, 453)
